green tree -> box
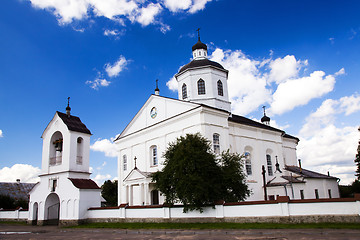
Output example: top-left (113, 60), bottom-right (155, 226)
top-left (355, 127), bottom-right (360, 180)
top-left (101, 180), bottom-right (118, 206)
top-left (0, 195), bottom-right (28, 209)
top-left (152, 133), bottom-right (249, 212)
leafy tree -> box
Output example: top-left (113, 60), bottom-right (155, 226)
top-left (355, 128), bottom-right (360, 180)
top-left (152, 133), bottom-right (249, 212)
top-left (0, 195), bottom-right (28, 209)
top-left (101, 180), bottom-right (118, 206)
top-left (219, 150), bottom-right (250, 202)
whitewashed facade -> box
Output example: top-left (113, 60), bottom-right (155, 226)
top-left (114, 38), bottom-right (340, 206)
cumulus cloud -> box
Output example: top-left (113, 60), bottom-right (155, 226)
top-left (93, 173), bottom-right (112, 185)
top-left (166, 76), bottom-right (178, 92)
top-left (0, 164), bottom-right (40, 183)
top-left (105, 55), bottom-right (128, 77)
top-left (28, 0), bottom-right (212, 30)
top-left (90, 138), bottom-right (117, 157)
top-left (86, 78), bottom-right (111, 90)
top-left (0, 129), bottom-right (3, 138)
top-left (297, 94), bottom-right (360, 184)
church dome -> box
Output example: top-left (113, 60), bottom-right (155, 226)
top-left (192, 40), bottom-right (207, 51)
top-left (261, 115), bottom-right (270, 124)
top-left (178, 59), bottom-right (225, 74)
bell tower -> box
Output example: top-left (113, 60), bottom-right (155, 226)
top-left (175, 31), bottom-right (231, 112)
top-left (41, 99), bottom-right (92, 177)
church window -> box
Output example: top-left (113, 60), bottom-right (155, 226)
top-left (244, 152), bottom-right (252, 175)
top-left (328, 189), bottom-right (332, 199)
top-left (151, 145), bottom-right (158, 166)
top-left (76, 137), bottom-right (83, 165)
top-left (213, 133), bottom-right (220, 154)
top-left (123, 155), bottom-right (127, 171)
top-left (198, 79), bottom-right (205, 95)
top-left (315, 189), bottom-right (319, 199)
top-left (266, 154), bottom-right (273, 176)
top-left (217, 80), bottom-right (223, 96)
top-left (199, 51), bottom-right (201, 56)
top-left (300, 190), bottom-right (304, 199)
top-left (182, 84), bottom-right (187, 99)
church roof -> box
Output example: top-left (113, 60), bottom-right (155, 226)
top-left (177, 59), bottom-right (227, 75)
top-left (285, 165), bottom-right (338, 180)
top-left (0, 182), bottom-right (36, 201)
top-left (192, 40), bottom-right (207, 51)
top-left (68, 178), bottom-right (100, 189)
top-left (56, 111), bottom-right (91, 135)
top-left (228, 114), bottom-right (299, 141)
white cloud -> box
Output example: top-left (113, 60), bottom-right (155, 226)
top-left (105, 55), bottom-right (128, 77)
top-left (270, 71), bottom-right (336, 115)
top-left (29, 0), bottom-right (212, 29)
top-left (268, 55), bottom-right (307, 84)
top-left (0, 164), bottom-right (40, 183)
top-left (90, 138), bottom-right (117, 157)
top-left (86, 78), bottom-right (111, 90)
top-left (166, 76), bottom-right (178, 91)
top-left (93, 173), bottom-right (112, 185)
top-left (164, 0), bottom-right (192, 12)
top-left (104, 29), bottom-right (123, 38)
top-left (297, 94), bottom-right (360, 185)
top-left (135, 3), bottom-right (162, 26)
top-left (0, 129), bottom-right (3, 138)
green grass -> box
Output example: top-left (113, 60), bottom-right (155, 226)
top-left (0, 220), bottom-right (28, 225)
top-left (70, 222), bottom-right (360, 230)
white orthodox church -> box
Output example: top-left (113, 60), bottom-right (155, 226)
top-left (27, 36), bottom-right (340, 225)
top-left (114, 37), bottom-right (340, 206)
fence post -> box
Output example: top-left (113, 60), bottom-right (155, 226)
top-left (277, 196), bottom-right (290, 216)
top-left (355, 194), bottom-right (360, 216)
top-left (215, 200), bottom-right (224, 218)
top-left (163, 205), bottom-right (170, 219)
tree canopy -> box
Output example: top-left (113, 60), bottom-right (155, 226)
top-left (152, 133), bottom-right (249, 212)
top-left (101, 180), bottom-right (118, 207)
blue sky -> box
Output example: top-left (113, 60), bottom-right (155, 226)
top-left (0, 0), bottom-right (359, 185)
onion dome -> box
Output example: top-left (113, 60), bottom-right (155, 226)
top-left (261, 106), bottom-right (270, 125)
top-left (192, 40), bottom-right (207, 51)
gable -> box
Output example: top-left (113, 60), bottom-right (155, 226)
top-left (123, 168), bottom-right (151, 182)
top-left (116, 95), bottom-right (200, 139)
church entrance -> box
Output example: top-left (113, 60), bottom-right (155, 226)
top-left (151, 190), bottom-right (159, 205)
top-left (44, 193), bottom-right (60, 225)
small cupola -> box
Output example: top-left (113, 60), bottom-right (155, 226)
top-left (261, 106), bottom-right (270, 125)
top-left (192, 28), bottom-right (208, 60)
top-left (66, 97), bottom-right (71, 117)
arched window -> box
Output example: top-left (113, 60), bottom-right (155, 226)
top-left (244, 152), bottom-right (252, 175)
top-left (49, 131), bottom-right (63, 166)
top-left (151, 145), bottom-right (158, 166)
top-left (213, 133), bottom-right (220, 154)
top-left (266, 154), bottom-right (273, 176)
top-left (182, 83), bottom-right (187, 99)
top-left (76, 137), bottom-right (83, 165)
top-left (217, 80), bottom-right (223, 96)
top-left (197, 79), bottom-right (205, 95)
top-left (123, 155), bottom-right (127, 171)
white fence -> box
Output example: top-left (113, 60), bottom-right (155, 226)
top-left (0, 208), bottom-right (28, 221)
top-left (86, 196), bottom-right (360, 223)
top-left (2, 196), bottom-right (360, 223)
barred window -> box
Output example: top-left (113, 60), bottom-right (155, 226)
top-left (123, 155), bottom-right (127, 171)
top-left (266, 154), bottom-right (273, 176)
top-left (182, 84), bottom-right (187, 99)
top-left (245, 152), bottom-right (252, 175)
top-left (198, 79), bottom-right (205, 95)
top-left (213, 133), bottom-right (220, 154)
top-left (217, 80), bottom-right (223, 96)
top-left (151, 145), bottom-right (158, 166)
